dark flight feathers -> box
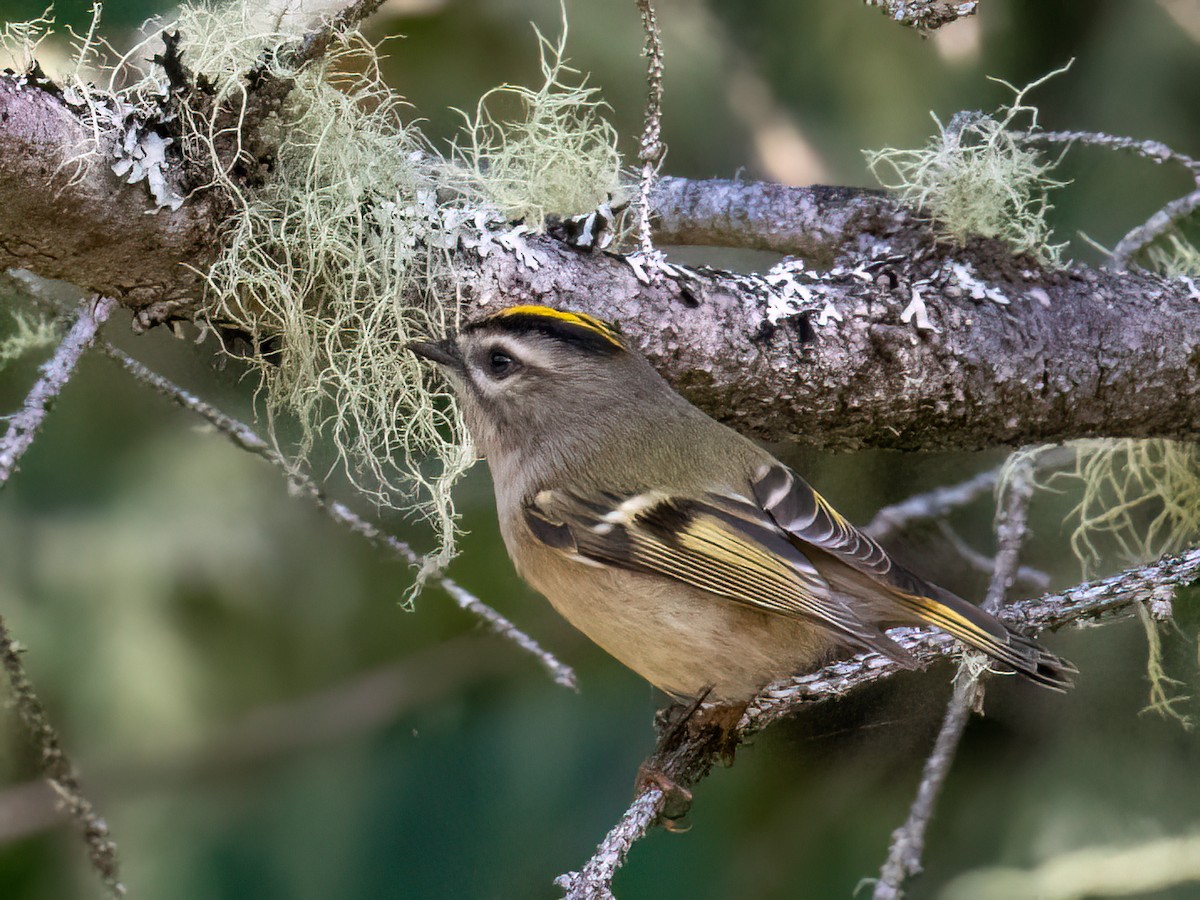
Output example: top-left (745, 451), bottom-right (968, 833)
top-left (525, 462), bottom-right (1074, 690)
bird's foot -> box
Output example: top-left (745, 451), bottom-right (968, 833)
top-left (634, 762), bottom-right (693, 831)
top-left (686, 699), bottom-right (749, 767)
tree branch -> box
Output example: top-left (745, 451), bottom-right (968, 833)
top-left (101, 345), bottom-right (578, 690)
top-left (0, 617), bottom-right (124, 896)
top-left (0, 296), bottom-right (116, 485)
top-left (559, 545), bottom-right (1200, 897)
top-left (873, 456), bottom-right (1035, 898)
top-left (3, 71), bottom-right (1199, 449)
top-left (862, 0), bottom-right (979, 32)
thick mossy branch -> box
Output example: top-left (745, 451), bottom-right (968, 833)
top-left (865, 65), bottom-right (1070, 264)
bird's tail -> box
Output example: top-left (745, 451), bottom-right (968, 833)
top-left (893, 587), bottom-right (1076, 690)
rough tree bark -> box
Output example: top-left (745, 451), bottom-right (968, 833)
top-left (1, 74), bottom-right (1198, 453)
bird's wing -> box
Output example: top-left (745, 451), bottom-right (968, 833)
top-left (750, 461), bottom-right (1074, 689)
top-left (524, 486), bottom-right (906, 657)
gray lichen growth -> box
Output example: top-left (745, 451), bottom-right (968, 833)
top-left (10, 2), bottom-right (627, 581)
top-left (865, 65), bottom-right (1070, 265)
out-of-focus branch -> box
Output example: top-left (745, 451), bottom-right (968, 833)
top-left (634, 0), bottom-right (665, 256)
top-left (560, 545), bottom-right (1200, 897)
top-left (865, 467), bottom-right (1000, 544)
top-left (0, 297), bottom-right (116, 485)
top-left (0, 618), bottom-right (124, 897)
top-left (873, 456), bottom-right (1035, 899)
top-left (1019, 129), bottom-right (1200, 270)
top-left (0, 633), bottom-right (517, 847)
top-left (102, 345), bottom-right (578, 690)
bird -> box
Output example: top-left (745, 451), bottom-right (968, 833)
top-left (408, 304), bottom-right (1073, 704)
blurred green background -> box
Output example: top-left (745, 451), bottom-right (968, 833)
top-left (1, 0), bottom-right (1199, 897)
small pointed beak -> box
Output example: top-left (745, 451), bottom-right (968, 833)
top-left (407, 337), bottom-right (463, 370)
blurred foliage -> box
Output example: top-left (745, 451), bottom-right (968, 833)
top-left (0, 1), bottom-right (1199, 898)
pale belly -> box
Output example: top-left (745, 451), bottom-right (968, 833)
top-left (511, 531), bottom-right (838, 701)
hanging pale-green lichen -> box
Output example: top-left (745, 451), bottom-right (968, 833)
top-left (864, 64), bottom-right (1071, 265)
top-left (450, 18), bottom-right (625, 230)
top-left (1003, 439), bottom-right (1200, 727)
top-left (9, 2), bottom-right (626, 582)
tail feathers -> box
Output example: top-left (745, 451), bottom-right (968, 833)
top-left (895, 589), bottom-right (1076, 691)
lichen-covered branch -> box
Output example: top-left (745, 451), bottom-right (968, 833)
top-left (466, 225), bottom-right (1200, 450)
top-left (2, 69), bottom-right (1200, 454)
top-left (560, 545), bottom-right (1200, 897)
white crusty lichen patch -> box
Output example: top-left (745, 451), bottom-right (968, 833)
top-left (864, 64), bottom-right (1071, 266)
top-left (9, 1), bottom-right (628, 581)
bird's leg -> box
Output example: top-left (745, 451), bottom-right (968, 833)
top-left (632, 688), bottom-right (748, 829)
top-left (686, 699), bottom-right (750, 768)
top-left (632, 688), bottom-right (712, 830)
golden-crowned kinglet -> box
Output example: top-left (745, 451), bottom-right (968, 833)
top-left (410, 305), bottom-right (1073, 701)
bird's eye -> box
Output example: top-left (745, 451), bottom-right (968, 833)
top-left (487, 348), bottom-right (518, 378)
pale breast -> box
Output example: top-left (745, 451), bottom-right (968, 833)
top-left (503, 514), bottom-right (838, 701)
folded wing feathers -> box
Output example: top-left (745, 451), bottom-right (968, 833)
top-left (752, 463), bottom-right (1075, 690)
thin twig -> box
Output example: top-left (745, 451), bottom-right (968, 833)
top-left (1019, 130), bottom-right (1200, 269)
top-left (873, 672), bottom-right (979, 900)
top-left (0, 296), bottom-right (116, 486)
top-left (864, 448), bottom-right (1074, 546)
top-left (635, 0), bottom-right (665, 255)
top-left (1112, 188), bottom-right (1200, 270)
top-left (865, 468), bottom-right (999, 544)
top-left (101, 345), bottom-right (577, 690)
top-left (0, 618), bottom-right (125, 896)
top-left (1022, 130), bottom-right (1200, 178)
top-left (872, 456), bottom-right (1035, 899)
top-left (556, 788), bottom-right (665, 900)
top-left (284, 0), bottom-right (387, 69)
top-left (0, 296), bottom-right (124, 894)
top-left (556, 539), bottom-right (1200, 898)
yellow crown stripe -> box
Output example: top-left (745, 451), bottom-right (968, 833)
top-left (490, 305), bottom-right (625, 349)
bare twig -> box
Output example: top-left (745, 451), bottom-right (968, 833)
top-left (862, 0), bottom-right (979, 33)
top-left (935, 520), bottom-right (1050, 596)
top-left (873, 671), bottom-right (980, 900)
top-left (559, 542), bottom-right (1200, 898)
top-left (865, 468), bottom-right (999, 543)
top-left (0, 296), bottom-right (116, 486)
top-left (1022, 130), bottom-right (1200, 178)
top-left (872, 456), bottom-right (1035, 899)
top-left (1019, 130), bottom-right (1200, 269)
top-left (0, 617), bottom-right (124, 896)
top-left (1112, 188), bottom-right (1200, 270)
top-left (556, 788), bottom-right (665, 900)
top-left (284, 0), bottom-right (387, 69)
top-left (0, 297), bottom-right (124, 892)
top-left (635, 0), bottom-right (665, 255)
top-left (101, 345), bottom-right (577, 690)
